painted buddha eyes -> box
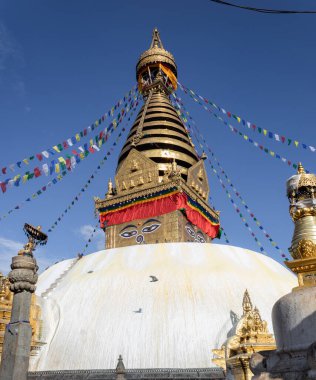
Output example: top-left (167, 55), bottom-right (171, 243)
top-left (119, 219), bottom-right (161, 243)
top-left (142, 223), bottom-right (161, 233)
top-left (195, 233), bottom-right (206, 243)
top-left (120, 230), bottom-right (138, 238)
top-left (185, 225), bottom-right (196, 238)
top-left (185, 223), bottom-right (206, 243)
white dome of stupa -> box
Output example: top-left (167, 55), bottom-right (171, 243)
top-left (30, 243), bottom-right (296, 371)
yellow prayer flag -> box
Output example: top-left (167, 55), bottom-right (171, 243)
top-left (237, 117), bottom-right (241, 123)
top-left (294, 141), bottom-right (299, 147)
top-left (23, 159), bottom-right (29, 165)
top-left (55, 163), bottom-right (60, 173)
top-left (263, 130), bottom-right (267, 136)
top-left (76, 134), bottom-right (80, 141)
top-left (244, 135), bottom-right (248, 140)
top-left (58, 157), bottom-right (66, 164)
top-left (53, 146), bottom-right (60, 153)
top-left (270, 151), bottom-right (275, 156)
top-left (90, 139), bottom-right (93, 146)
top-left (22, 175), bottom-right (28, 183)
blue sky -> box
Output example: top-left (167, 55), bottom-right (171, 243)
top-left (0, 0), bottom-right (315, 273)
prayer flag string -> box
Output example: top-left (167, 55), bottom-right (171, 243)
top-left (47, 105), bottom-right (138, 233)
top-left (172, 96), bottom-right (290, 260)
top-left (0, 95), bottom-right (139, 194)
top-left (208, 194), bottom-right (230, 243)
top-left (79, 222), bottom-right (100, 256)
top-left (0, 85), bottom-right (138, 176)
top-left (0, 101), bottom-right (140, 223)
top-left (173, 92), bottom-right (309, 173)
top-left (179, 82), bottom-right (315, 154)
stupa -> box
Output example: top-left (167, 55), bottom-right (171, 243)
top-left (0, 29), bottom-right (297, 380)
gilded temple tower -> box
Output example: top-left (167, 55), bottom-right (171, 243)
top-left (286, 162), bottom-right (316, 287)
top-left (95, 29), bottom-right (220, 249)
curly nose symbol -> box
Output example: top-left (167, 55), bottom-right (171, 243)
top-left (136, 234), bottom-right (144, 244)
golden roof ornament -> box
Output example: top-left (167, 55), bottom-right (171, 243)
top-left (106, 179), bottom-right (114, 199)
top-left (297, 162), bottom-right (306, 174)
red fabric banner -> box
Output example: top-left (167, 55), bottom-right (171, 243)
top-left (100, 192), bottom-right (220, 238)
top-left (101, 192), bottom-right (186, 227)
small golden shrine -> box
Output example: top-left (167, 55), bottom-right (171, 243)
top-left (212, 290), bottom-right (275, 380)
top-left (95, 29), bottom-right (220, 249)
top-left (0, 273), bottom-right (44, 360)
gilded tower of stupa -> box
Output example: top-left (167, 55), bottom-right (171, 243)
top-left (95, 29), bottom-right (220, 249)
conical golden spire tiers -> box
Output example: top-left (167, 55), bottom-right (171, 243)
top-left (117, 91), bottom-right (199, 180)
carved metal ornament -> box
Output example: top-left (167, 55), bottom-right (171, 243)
top-left (19, 223), bottom-right (48, 257)
top-left (292, 239), bottom-right (316, 260)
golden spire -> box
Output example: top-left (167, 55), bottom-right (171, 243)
top-left (150, 28), bottom-right (164, 49)
top-left (297, 162), bottom-right (306, 174)
top-left (242, 289), bottom-right (253, 314)
top-left (136, 28), bottom-right (177, 95)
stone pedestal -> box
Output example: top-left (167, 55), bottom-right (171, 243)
top-left (250, 286), bottom-right (316, 379)
top-left (0, 254), bottom-right (38, 380)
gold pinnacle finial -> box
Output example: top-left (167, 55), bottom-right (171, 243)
top-left (150, 28), bottom-right (164, 49)
top-left (106, 178), bottom-right (114, 199)
top-left (242, 289), bottom-right (253, 314)
top-left (297, 162), bottom-right (306, 174)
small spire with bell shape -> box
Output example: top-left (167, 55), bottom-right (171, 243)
top-left (116, 355), bottom-right (125, 374)
top-left (242, 289), bottom-right (253, 314)
top-left (297, 162), bottom-right (306, 174)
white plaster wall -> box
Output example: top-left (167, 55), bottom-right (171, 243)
top-left (35, 258), bottom-right (76, 295)
top-left (31, 243), bottom-right (296, 371)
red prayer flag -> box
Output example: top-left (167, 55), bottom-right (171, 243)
top-left (36, 153), bottom-right (43, 161)
top-left (0, 182), bottom-right (6, 193)
top-left (34, 167), bottom-right (41, 177)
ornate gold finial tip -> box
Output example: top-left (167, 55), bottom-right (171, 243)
top-left (297, 162), bottom-right (306, 174)
top-left (242, 289), bottom-right (252, 313)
